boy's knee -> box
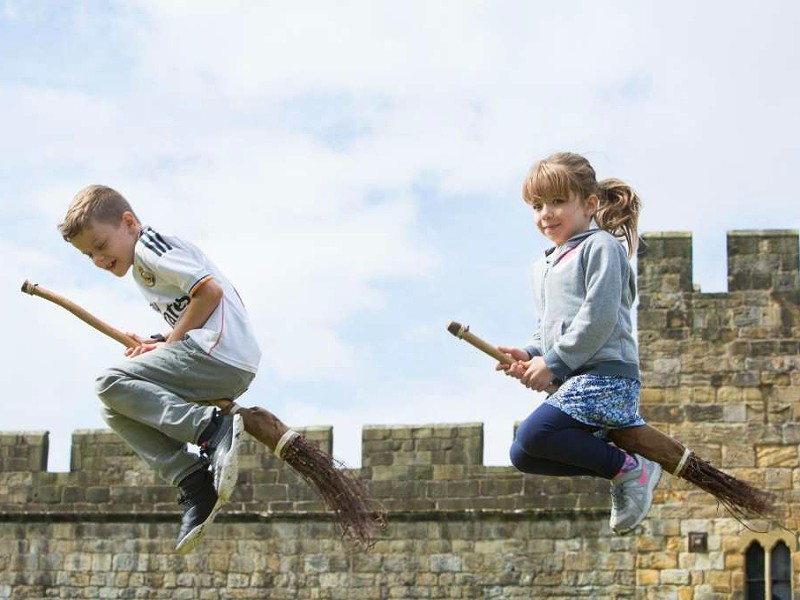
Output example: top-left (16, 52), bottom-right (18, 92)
top-left (100, 406), bottom-right (116, 425)
top-left (95, 368), bottom-right (126, 405)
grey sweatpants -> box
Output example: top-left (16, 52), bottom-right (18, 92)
top-left (95, 338), bottom-right (255, 486)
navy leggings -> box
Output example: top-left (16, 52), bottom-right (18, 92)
top-left (510, 403), bottom-right (627, 480)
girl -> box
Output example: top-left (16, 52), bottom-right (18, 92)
top-left (498, 152), bottom-right (661, 535)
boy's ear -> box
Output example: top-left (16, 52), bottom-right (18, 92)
top-left (121, 211), bottom-right (139, 230)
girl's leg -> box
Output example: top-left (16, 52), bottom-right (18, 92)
top-left (510, 442), bottom-right (598, 477)
top-left (510, 403), bottom-right (626, 479)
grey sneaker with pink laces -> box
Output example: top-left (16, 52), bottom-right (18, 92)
top-left (609, 453), bottom-right (662, 535)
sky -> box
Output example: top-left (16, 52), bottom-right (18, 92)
top-left (2, 1), bottom-right (799, 473)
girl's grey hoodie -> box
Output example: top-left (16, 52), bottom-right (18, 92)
top-left (523, 227), bottom-right (640, 382)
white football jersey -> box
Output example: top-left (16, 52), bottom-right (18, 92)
top-left (132, 226), bottom-right (261, 373)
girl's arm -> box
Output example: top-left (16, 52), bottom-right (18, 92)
top-left (523, 331), bottom-right (542, 360)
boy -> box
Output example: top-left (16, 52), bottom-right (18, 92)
top-left (59, 184), bottom-right (261, 554)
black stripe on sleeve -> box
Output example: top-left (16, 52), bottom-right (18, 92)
top-left (153, 231), bottom-right (173, 251)
top-left (140, 237), bottom-right (163, 257)
top-left (142, 231), bottom-right (169, 254)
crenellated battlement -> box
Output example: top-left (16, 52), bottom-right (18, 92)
top-left (639, 229), bottom-right (799, 294)
top-left (0, 422), bottom-right (612, 517)
top-left (726, 230), bottom-right (799, 291)
top-left (636, 229), bottom-right (799, 457)
top-left (637, 231), bottom-right (694, 294)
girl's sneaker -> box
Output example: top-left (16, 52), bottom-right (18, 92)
top-left (609, 453), bottom-right (662, 534)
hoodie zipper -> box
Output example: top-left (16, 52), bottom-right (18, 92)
top-left (541, 256), bottom-right (552, 351)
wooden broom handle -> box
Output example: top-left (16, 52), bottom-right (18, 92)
top-left (447, 321), bottom-right (558, 394)
top-left (21, 280), bottom-right (140, 349)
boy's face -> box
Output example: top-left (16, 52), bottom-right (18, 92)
top-left (70, 212), bottom-right (140, 277)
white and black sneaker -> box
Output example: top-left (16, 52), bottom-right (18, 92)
top-left (175, 468), bottom-right (218, 554)
top-left (199, 411), bottom-right (244, 504)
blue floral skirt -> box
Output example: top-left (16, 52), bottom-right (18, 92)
top-left (544, 374), bottom-right (644, 432)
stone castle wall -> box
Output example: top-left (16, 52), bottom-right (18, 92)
top-left (1, 229), bottom-right (798, 599)
top-left (633, 230), bottom-right (799, 599)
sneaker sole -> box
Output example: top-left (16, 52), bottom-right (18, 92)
top-left (614, 461), bottom-right (663, 535)
top-left (215, 413), bottom-right (243, 504)
top-left (174, 500), bottom-right (223, 555)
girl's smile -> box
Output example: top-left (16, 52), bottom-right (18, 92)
top-left (531, 193), bottom-right (597, 246)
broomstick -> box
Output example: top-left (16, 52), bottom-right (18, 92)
top-left (21, 279), bottom-right (386, 549)
top-left (447, 320), bottom-right (777, 525)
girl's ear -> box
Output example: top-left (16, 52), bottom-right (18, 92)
top-left (584, 194), bottom-right (600, 217)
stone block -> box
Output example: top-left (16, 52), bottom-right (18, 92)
top-left (756, 445), bottom-right (798, 467)
top-left (0, 431), bottom-right (49, 473)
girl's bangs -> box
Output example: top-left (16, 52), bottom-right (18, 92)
top-left (523, 162), bottom-right (575, 204)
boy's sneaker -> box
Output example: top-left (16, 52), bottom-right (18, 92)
top-left (609, 453), bottom-right (662, 535)
top-left (199, 412), bottom-right (244, 504)
top-left (175, 468), bottom-right (218, 554)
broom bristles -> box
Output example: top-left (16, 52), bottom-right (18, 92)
top-left (280, 434), bottom-right (387, 549)
top-left (680, 452), bottom-right (777, 527)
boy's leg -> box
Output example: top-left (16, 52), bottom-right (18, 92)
top-left (511, 403), bottom-right (626, 479)
top-left (101, 407), bottom-right (207, 486)
top-left (95, 338), bottom-right (254, 485)
top-left (102, 405), bottom-right (218, 553)
top-left (96, 338), bottom-right (254, 553)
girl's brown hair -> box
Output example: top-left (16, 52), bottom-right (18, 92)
top-left (522, 152), bottom-right (641, 256)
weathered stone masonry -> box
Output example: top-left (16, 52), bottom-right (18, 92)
top-left (1, 230), bottom-right (798, 599)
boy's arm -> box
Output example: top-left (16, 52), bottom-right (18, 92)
top-left (166, 277), bottom-right (223, 343)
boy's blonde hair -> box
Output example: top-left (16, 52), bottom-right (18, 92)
top-left (522, 152), bottom-right (641, 256)
top-left (58, 185), bottom-right (139, 241)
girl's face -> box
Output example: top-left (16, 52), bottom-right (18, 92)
top-left (531, 192), bottom-right (597, 246)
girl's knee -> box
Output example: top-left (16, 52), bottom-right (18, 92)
top-left (515, 419), bottom-right (552, 454)
top-left (509, 442), bottom-right (527, 471)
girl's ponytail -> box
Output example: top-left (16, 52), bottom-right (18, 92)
top-left (597, 178), bottom-right (641, 257)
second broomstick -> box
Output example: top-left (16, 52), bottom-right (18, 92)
top-left (447, 321), bottom-right (777, 524)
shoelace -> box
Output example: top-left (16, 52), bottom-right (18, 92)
top-left (198, 441), bottom-right (211, 458)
